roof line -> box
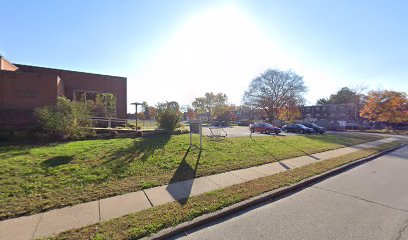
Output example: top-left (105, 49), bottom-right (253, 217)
top-left (14, 63), bottom-right (126, 79)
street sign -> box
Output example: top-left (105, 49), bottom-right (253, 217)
top-left (189, 119), bottom-right (202, 148)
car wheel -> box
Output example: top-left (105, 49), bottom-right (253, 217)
top-left (300, 130), bottom-right (304, 134)
top-left (284, 129), bottom-right (288, 133)
top-left (265, 129), bottom-right (271, 134)
top-left (250, 129), bottom-right (255, 133)
top-left (320, 131), bottom-right (324, 134)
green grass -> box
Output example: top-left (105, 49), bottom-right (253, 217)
top-left (363, 129), bottom-right (408, 136)
top-left (0, 133), bottom-right (384, 219)
top-left (49, 140), bottom-right (407, 240)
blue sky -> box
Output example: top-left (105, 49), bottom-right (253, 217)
top-left (1, 0), bottom-right (407, 112)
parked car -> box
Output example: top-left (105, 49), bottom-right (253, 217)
top-left (238, 120), bottom-right (254, 126)
top-left (249, 123), bottom-right (281, 134)
top-left (213, 121), bottom-right (228, 127)
top-left (302, 123), bottom-right (326, 134)
top-left (282, 124), bottom-right (314, 134)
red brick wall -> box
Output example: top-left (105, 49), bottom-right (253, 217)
top-left (0, 71), bottom-right (59, 110)
top-left (16, 65), bottom-right (127, 118)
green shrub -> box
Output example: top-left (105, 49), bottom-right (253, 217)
top-left (156, 101), bottom-right (182, 132)
top-left (35, 97), bottom-right (94, 140)
top-left (173, 128), bottom-right (190, 135)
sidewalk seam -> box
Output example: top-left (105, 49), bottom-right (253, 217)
top-left (204, 176), bottom-right (222, 188)
top-left (228, 171), bottom-right (247, 181)
top-left (98, 200), bottom-right (101, 221)
top-left (143, 190), bottom-right (154, 207)
top-left (247, 168), bottom-right (268, 176)
top-left (30, 212), bottom-right (43, 240)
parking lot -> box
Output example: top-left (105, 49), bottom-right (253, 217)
top-left (202, 126), bottom-right (305, 138)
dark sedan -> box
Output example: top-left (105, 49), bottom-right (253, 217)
top-left (249, 123), bottom-right (281, 134)
top-left (302, 123), bottom-right (326, 134)
top-left (282, 124), bottom-right (314, 134)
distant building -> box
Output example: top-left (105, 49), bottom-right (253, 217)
top-left (235, 108), bottom-right (264, 121)
top-left (0, 55), bottom-right (127, 130)
top-left (299, 103), bottom-right (363, 129)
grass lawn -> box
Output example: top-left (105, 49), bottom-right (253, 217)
top-left (362, 129), bottom-right (408, 136)
top-left (0, 133), bottom-right (384, 219)
top-left (50, 140), bottom-right (407, 240)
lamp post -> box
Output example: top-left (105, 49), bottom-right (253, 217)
top-left (131, 102), bottom-right (142, 132)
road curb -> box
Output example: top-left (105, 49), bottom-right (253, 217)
top-left (147, 142), bottom-right (407, 240)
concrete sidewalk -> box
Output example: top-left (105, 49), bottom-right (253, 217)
top-left (0, 137), bottom-right (399, 240)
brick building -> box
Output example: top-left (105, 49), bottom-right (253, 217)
top-left (0, 56), bottom-right (127, 130)
top-left (299, 103), bottom-right (362, 129)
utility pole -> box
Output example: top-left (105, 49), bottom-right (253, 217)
top-left (131, 102), bottom-right (142, 132)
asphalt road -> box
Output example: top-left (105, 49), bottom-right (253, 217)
top-left (171, 145), bottom-right (408, 240)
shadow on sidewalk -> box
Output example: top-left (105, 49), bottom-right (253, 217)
top-left (167, 146), bottom-right (201, 205)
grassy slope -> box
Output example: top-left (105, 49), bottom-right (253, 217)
top-left (0, 133), bottom-right (383, 219)
top-left (51, 140), bottom-right (407, 240)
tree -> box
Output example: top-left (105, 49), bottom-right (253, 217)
top-left (215, 105), bottom-right (238, 122)
top-left (85, 93), bottom-right (117, 117)
top-left (137, 112), bottom-right (146, 120)
top-left (278, 104), bottom-right (301, 122)
top-left (35, 97), bottom-right (93, 140)
top-left (187, 108), bottom-right (197, 120)
top-left (316, 98), bottom-right (330, 105)
top-left (318, 87), bottom-right (364, 105)
top-left (141, 101), bottom-right (149, 119)
top-left (360, 90), bottom-right (408, 126)
top-left (147, 106), bottom-right (158, 120)
top-left (192, 92), bottom-right (228, 122)
top-left (156, 101), bottom-right (182, 132)
top-left (329, 87), bottom-right (362, 104)
top-left (243, 69), bottom-right (306, 123)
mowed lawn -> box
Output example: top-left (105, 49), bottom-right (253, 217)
top-left (0, 133), bottom-right (383, 219)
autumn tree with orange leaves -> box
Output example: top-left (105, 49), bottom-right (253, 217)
top-left (278, 104), bottom-right (301, 122)
top-left (359, 90), bottom-right (408, 126)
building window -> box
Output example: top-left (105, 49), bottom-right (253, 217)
top-left (339, 113), bottom-right (346, 117)
top-left (316, 107), bottom-right (320, 111)
top-left (73, 90), bottom-right (117, 117)
top-left (315, 113), bottom-right (320, 117)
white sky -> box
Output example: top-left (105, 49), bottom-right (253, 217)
top-left (128, 3), bottom-right (342, 108)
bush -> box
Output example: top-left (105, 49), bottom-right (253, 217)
top-left (156, 101), bottom-right (182, 132)
top-left (35, 97), bottom-right (94, 140)
top-left (173, 128), bottom-right (190, 135)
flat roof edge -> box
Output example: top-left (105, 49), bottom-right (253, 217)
top-left (14, 64), bottom-right (127, 80)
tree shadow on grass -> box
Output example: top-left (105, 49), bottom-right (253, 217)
top-left (250, 136), bottom-right (279, 162)
top-left (41, 155), bottom-right (74, 167)
top-left (102, 133), bottom-right (172, 175)
top-left (167, 146), bottom-right (201, 205)
top-left (274, 136), bottom-right (320, 160)
top-left (299, 132), bottom-right (382, 149)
